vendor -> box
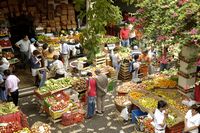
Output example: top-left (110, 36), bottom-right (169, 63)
top-left (184, 104), bottom-right (200, 133)
top-left (49, 55), bottom-right (66, 79)
top-left (46, 46), bottom-right (59, 66)
top-left (138, 49), bottom-right (151, 76)
top-left (0, 56), bottom-right (10, 74)
top-left (154, 100), bottom-right (168, 133)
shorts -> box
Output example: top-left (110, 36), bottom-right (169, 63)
top-left (31, 68), bottom-right (37, 77)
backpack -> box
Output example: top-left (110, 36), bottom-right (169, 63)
top-left (129, 61), bottom-right (135, 73)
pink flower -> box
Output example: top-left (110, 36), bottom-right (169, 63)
top-left (136, 8), bottom-right (144, 13)
top-left (178, 0), bottom-right (189, 6)
top-left (156, 36), bottom-right (169, 42)
top-left (186, 9), bottom-right (193, 15)
top-left (189, 28), bottom-right (198, 35)
top-left (172, 13), bottom-right (178, 18)
top-left (172, 29), bottom-right (177, 34)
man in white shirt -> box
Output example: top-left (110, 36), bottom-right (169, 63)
top-left (184, 104), bottom-right (200, 133)
top-left (60, 39), bottom-right (70, 70)
top-left (28, 38), bottom-right (37, 59)
top-left (4, 69), bottom-right (20, 106)
top-left (50, 55), bottom-right (66, 79)
top-left (154, 100), bottom-right (168, 133)
top-left (0, 57), bottom-right (10, 74)
top-left (15, 35), bottom-right (31, 69)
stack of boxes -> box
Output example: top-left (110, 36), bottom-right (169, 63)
top-left (178, 45), bottom-right (198, 93)
top-left (0, 0), bottom-right (77, 33)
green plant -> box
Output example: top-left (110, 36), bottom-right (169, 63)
top-left (74, 0), bottom-right (122, 63)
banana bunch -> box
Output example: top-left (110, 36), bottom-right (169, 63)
top-left (0, 102), bottom-right (19, 115)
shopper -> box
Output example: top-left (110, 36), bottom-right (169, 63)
top-left (131, 45), bottom-right (141, 58)
top-left (49, 55), bottom-right (66, 79)
top-left (128, 24), bottom-right (136, 46)
top-left (159, 47), bottom-right (169, 71)
top-left (42, 43), bottom-right (49, 67)
top-left (0, 73), bottom-right (6, 101)
top-left (148, 46), bottom-right (157, 74)
top-left (95, 69), bottom-right (108, 114)
top-left (4, 69), bottom-right (20, 106)
top-left (131, 54), bottom-right (140, 82)
top-left (15, 35), bottom-right (31, 69)
top-left (29, 38), bottom-right (38, 59)
top-left (154, 100), bottom-right (168, 133)
top-left (86, 72), bottom-right (96, 119)
top-left (60, 39), bottom-right (70, 70)
top-left (30, 50), bottom-right (43, 86)
top-left (111, 53), bottom-right (121, 79)
top-left (0, 56), bottom-right (10, 74)
top-left (120, 24), bottom-right (130, 47)
top-left (184, 104), bottom-right (200, 133)
top-left (46, 46), bottom-right (57, 66)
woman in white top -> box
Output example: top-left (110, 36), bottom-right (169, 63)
top-left (154, 100), bottom-right (168, 133)
top-left (184, 104), bottom-right (200, 133)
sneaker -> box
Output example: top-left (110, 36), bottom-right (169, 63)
top-left (96, 111), bottom-right (102, 114)
top-left (85, 116), bottom-right (92, 119)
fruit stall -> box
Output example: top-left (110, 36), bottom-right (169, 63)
top-left (37, 33), bottom-right (83, 58)
top-left (114, 70), bottom-right (188, 132)
top-left (34, 77), bottom-right (86, 124)
top-left (0, 102), bottom-right (29, 133)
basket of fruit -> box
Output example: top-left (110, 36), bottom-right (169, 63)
top-left (49, 102), bottom-right (68, 119)
top-left (114, 96), bottom-right (132, 112)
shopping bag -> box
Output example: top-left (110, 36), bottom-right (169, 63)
top-left (107, 80), bottom-right (116, 92)
top-left (120, 107), bottom-right (129, 121)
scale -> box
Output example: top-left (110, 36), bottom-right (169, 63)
top-left (107, 43), bottom-right (116, 55)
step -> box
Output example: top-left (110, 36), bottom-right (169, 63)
top-left (19, 86), bottom-right (36, 98)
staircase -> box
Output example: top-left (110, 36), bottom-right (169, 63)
top-left (19, 86), bottom-right (36, 97)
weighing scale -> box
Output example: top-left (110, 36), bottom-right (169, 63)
top-left (107, 43), bottom-right (116, 55)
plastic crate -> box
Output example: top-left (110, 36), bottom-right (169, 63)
top-left (49, 107), bottom-right (69, 119)
top-left (64, 89), bottom-right (79, 102)
top-left (132, 109), bottom-right (148, 124)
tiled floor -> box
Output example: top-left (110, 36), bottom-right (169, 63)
top-left (13, 67), bottom-right (35, 89)
top-left (19, 92), bottom-right (137, 133)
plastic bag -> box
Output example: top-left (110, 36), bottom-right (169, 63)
top-left (120, 107), bottom-right (129, 121)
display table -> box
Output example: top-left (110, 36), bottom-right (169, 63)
top-left (0, 103), bottom-right (29, 133)
top-left (128, 88), bottom-right (188, 132)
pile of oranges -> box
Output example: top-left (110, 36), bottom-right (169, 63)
top-left (129, 91), bottom-right (144, 100)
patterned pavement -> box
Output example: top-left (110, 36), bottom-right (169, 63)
top-left (19, 91), bottom-right (137, 133)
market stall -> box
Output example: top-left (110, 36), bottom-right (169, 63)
top-left (34, 77), bottom-right (86, 124)
top-left (0, 102), bottom-right (29, 133)
top-left (114, 70), bottom-right (188, 132)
